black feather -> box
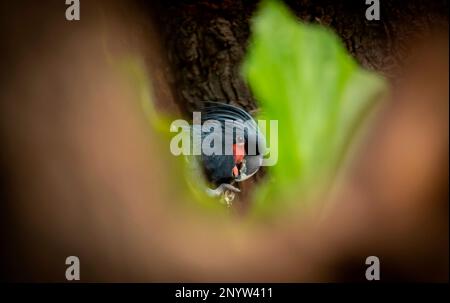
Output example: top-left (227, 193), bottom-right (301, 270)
top-left (194, 102), bottom-right (265, 185)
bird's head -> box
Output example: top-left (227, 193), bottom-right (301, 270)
top-left (232, 129), bottom-right (265, 182)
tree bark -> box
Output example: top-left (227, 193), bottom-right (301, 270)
top-left (153, 0), bottom-right (448, 115)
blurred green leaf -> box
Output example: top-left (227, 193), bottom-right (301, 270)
top-left (122, 56), bottom-right (225, 213)
top-left (243, 0), bottom-right (387, 216)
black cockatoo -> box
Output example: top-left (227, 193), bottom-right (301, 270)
top-left (186, 102), bottom-right (266, 204)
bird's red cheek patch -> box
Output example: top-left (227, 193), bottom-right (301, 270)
top-left (233, 143), bottom-right (245, 164)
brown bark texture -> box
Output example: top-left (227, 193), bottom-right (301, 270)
top-left (152, 0), bottom-right (448, 114)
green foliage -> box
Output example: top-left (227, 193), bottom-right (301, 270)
top-left (133, 0), bottom-right (387, 217)
top-left (242, 0), bottom-right (386, 215)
